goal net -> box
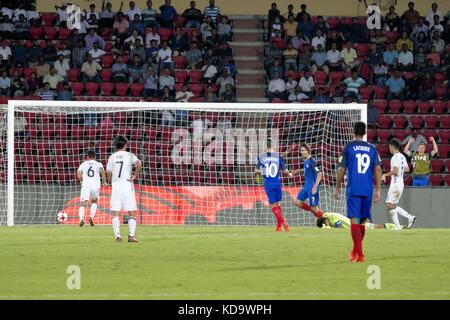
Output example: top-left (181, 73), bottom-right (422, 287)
top-left (0, 101), bottom-right (365, 226)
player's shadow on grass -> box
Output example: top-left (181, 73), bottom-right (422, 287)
top-left (218, 260), bottom-right (349, 272)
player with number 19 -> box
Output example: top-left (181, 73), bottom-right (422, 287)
top-left (77, 150), bottom-right (107, 227)
top-left (255, 138), bottom-right (292, 232)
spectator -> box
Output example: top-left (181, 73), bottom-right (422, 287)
top-left (72, 40), bottom-right (88, 69)
top-left (54, 54), bottom-right (70, 79)
top-left (288, 85), bottom-right (309, 102)
top-left (311, 44), bottom-right (329, 73)
top-left (413, 32), bottom-right (429, 51)
top-left (146, 39), bottom-right (160, 60)
top-left (143, 55), bottom-right (159, 75)
top-left (11, 40), bottom-right (26, 67)
top-left (331, 85), bottom-right (345, 103)
top-left (385, 70), bottom-right (406, 100)
top-left (326, 42), bottom-right (342, 71)
top-left (113, 12), bottom-right (130, 42)
top-left (143, 67), bottom-right (158, 98)
top-left (398, 44), bottom-right (414, 71)
top-left (383, 43), bottom-right (399, 70)
top-left (205, 28), bottom-right (221, 50)
top-left (57, 81), bottom-right (74, 101)
top-left (202, 57), bottom-right (218, 83)
top-left (298, 70), bottom-right (315, 98)
top-left (270, 29), bottom-right (285, 49)
top-left (171, 28), bottom-right (189, 53)
top-left (125, 29), bottom-right (144, 49)
top-left (99, 1), bottom-right (119, 29)
top-left (68, 29), bottom-right (84, 49)
top-left (422, 58), bottom-right (439, 74)
top-left (159, 68), bottom-right (175, 94)
top-left (159, 0), bottom-right (177, 28)
top-left (334, 17), bottom-right (350, 39)
top-left (405, 71), bottom-right (420, 100)
top-left (145, 27), bottom-right (161, 48)
top-left (297, 44), bottom-right (312, 72)
top-left (269, 58), bottom-right (283, 80)
top-left (158, 41), bottom-right (174, 70)
top-left (0, 15), bottom-right (15, 39)
top-left (183, 1), bottom-right (202, 29)
top-left (373, 61), bottom-right (388, 86)
top-left (348, 17), bottom-right (368, 43)
top-left (313, 87), bottom-right (330, 103)
top-left (33, 56), bottom-right (51, 80)
top-left (268, 3), bottom-right (281, 25)
top-left (204, 0), bottom-right (220, 23)
top-left (221, 83), bottom-right (236, 102)
top-left (128, 54), bottom-right (144, 84)
top-left (42, 40), bottom-right (58, 65)
top-left (78, 15), bottom-right (91, 35)
top-left (26, 41), bottom-right (42, 65)
top-left (268, 71), bottom-right (286, 101)
top-left (0, 3), bottom-right (13, 20)
top-left (176, 83), bottom-right (195, 102)
top-left (85, 28), bottom-right (105, 51)
top-left (219, 56), bottom-right (236, 78)
top-left (160, 85), bottom-right (175, 102)
top-left (14, 14), bottom-right (29, 40)
top-left (57, 42), bottom-right (71, 65)
top-left (430, 31), bottom-right (445, 53)
top-left (401, 2), bottom-right (420, 26)
top-left (326, 29), bottom-right (345, 51)
top-left (296, 14), bottom-right (313, 39)
top-left (35, 82), bottom-right (56, 100)
top-left (340, 41), bottom-right (359, 71)
top-left (205, 84), bottom-right (218, 102)
top-left (112, 57), bottom-right (129, 83)
top-left (366, 42), bottom-right (382, 70)
top-left (126, 1), bottom-right (142, 21)
top-left (385, 5), bottom-right (400, 31)
top-left (370, 29), bottom-right (387, 50)
top-left (425, 3), bottom-right (443, 26)
top-left (285, 74), bottom-right (297, 96)
top-left (87, 13), bottom-right (100, 32)
top-left (200, 16), bottom-right (214, 41)
top-left (283, 14), bottom-right (297, 42)
top-left (84, 3), bottom-right (99, 20)
top-left (404, 136), bottom-right (438, 187)
top-left (89, 42), bottom-right (106, 63)
top-left (411, 17), bottom-right (428, 38)
top-left (396, 31), bottom-right (414, 52)
top-left (0, 69), bottom-right (10, 96)
top-left (218, 16), bottom-right (233, 42)
top-left (367, 98), bottom-right (378, 126)
top-left (142, 0), bottom-right (159, 29)
top-left (216, 69), bottom-right (235, 96)
top-left (426, 45), bottom-right (440, 66)
top-left (291, 30), bottom-right (310, 50)
top-left (402, 129), bottom-right (427, 152)
top-left (9, 78), bottom-right (25, 97)
top-left (186, 41), bottom-right (203, 69)
top-left (26, 72), bottom-right (39, 95)
top-left (314, 15), bottom-right (329, 35)
top-left (130, 39), bottom-right (146, 64)
top-left (129, 13), bottom-right (145, 35)
top-left (283, 4), bottom-right (295, 21)
top-left (43, 66), bottom-right (63, 90)
top-left (26, 3), bottom-right (40, 26)
top-left (414, 46), bottom-right (427, 72)
top-left (398, 16), bottom-right (412, 35)
top-left (419, 71), bottom-right (436, 100)
top-left (81, 54), bottom-right (102, 83)
top-left (429, 15), bottom-right (444, 35)
top-left (295, 4), bottom-right (311, 22)
top-left (343, 70), bottom-right (365, 101)
top-left (311, 29), bottom-right (326, 51)
top-left (283, 43), bottom-right (298, 72)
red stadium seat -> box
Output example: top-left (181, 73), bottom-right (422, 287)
top-left (24, 68), bottom-right (37, 80)
top-left (174, 70), bottom-right (189, 83)
top-left (71, 82), bottom-right (84, 95)
top-left (393, 129), bottom-right (409, 142)
top-left (438, 144), bottom-right (450, 158)
top-left (67, 68), bottom-right (81, 82)
top-left (189, 84), bottom-right (203, 96)
top-left (86, 127), bottom-right (98, 140)
top-left (388, 100), bottom-right (402, 113)
top-left (445, 159), bottom-right (450, 173)
top-left (374, 100), bottom-right (387, 113)
top-left (329, 71), bottom-right (344, 83)
top-left (430, 175), bottom-right (444, 186)
top-left (313, 71), bottom-right (327, 85)
top-left (326, 16), bottom-right (340, 28)
top-left (44, 27), bottom-right (58, 40)
top-left (386, 31), bottom-right (398, 43)
top-left (115, 83), bottom-right (129, 96)
top-left (285, 70), bottom-right (298, 80)
top-left (359, 86), bottom-right (373, 100)
top-left (101, 55), bottom-right (115, 68)
top-left (432, 100), bottom-right (447, 113)
top-left (402, 100), bottom-right (417, 113)
top-left (405, 175), bottom-right (413, 186)
top-left (100, 83), bottom-right (114, 95)
top-left (104, 41), bottom-right (113, 52)
top-left (85, 82), bottom-right (99, 95)
top-left (355, 43), bottom-right (370, 56)
top-left (42, 12), bottom-right (57, 26)
top-left (100, 68), bottom-right (112, 82)
top-left (377, 115), bottom-right (392, 129)
top-left (431, 160), bottom-right (445, 173)
top-left (440, 117), bottom-right (449, 129)
top-left (444, 175), bottom-right (450, 186)
top-left (434, 72), bottom-right (446, 84)
top-left (30, 26), bottom-right (43, 39)
top-left (392, 115), bottom-right (407, 128)
top-left (159, 28), bottom-right (172, 41)
top-left (377, 144), bottom-right (390, 157)
top-left (377, 129), bottom-right (391, 142)
top-left (435, 86), bottom-right (446, 100)
top-left (130, 83), bottom-right (144, 96)
top-left (189, 70), bottom-right (203, 83)
top-left (59, 27), bottom-right (72, 40)
top-left (409, 116), bottom-right (423, 129)
top-left (382, 159), bottom-right (390, 172)
top-left (374, 86), bottom-right (386, 99)
top-left (440, 130), bottom-right (450, 144)
top-left (417, 101), bottom-right (431, 113)
top-left (367, 129), bottom-right (377, 143)
top-left (173, 55), bottom-right (187, 69)
top-left (425, 116), bottom-right (439, 129)
top-left (190, 97), bottom-right (205, 102)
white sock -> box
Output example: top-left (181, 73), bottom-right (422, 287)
top-left (112, 216), bottom-right (121, 238)
top-left (389, 209), bottom-right (401, 230)
top-left (79, 207), bottom-right (85, 222)
top-left (128, 217), bottom-right (137, 237)
top-left (90, 203), bottom-right (97, 219)
top-left (396, 206), bottom-right (413, 221)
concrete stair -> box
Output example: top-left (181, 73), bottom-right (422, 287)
top-left (231, 16), bottom-right (267, 102)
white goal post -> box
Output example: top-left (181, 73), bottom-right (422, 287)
top-left (2, 101), bottom-right (366, 226)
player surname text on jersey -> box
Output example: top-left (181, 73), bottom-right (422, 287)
top-left (353, 145), bottom-right (371, 152)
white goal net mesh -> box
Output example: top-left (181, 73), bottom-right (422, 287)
top-left (0, 102), bottom-right (363, 226)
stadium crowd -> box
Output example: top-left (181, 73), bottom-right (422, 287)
top-left (0, 0), bottom-right (237, 103)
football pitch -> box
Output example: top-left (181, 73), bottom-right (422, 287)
top-left (0, 226), bottom-right (449, 300)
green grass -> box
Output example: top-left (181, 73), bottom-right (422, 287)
top-left (0, 226), bottom-right (449, 300)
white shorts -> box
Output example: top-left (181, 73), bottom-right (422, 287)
top-left (110, 182), bottom-right (137, 212)
top-left (386, 184), bottom-right (404, 205)
top-left (80, 185), bottom-right (100, 202)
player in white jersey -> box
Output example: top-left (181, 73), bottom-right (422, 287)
top-left (77, 150), bottom-right (107, 227)
top-left (107, 136), bottom-right (142, 242)
top-left (382, 139), bottom-right (416, 230)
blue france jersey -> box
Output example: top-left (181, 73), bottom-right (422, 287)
top-left (256, 152), bottom-right (286, 188)
top-left (303, 157), bottom-right (320, 187)
top-left (339, 141), bottom-right (381, 197)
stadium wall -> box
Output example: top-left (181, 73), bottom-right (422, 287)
top-left (37, 0), bottom-right (450, 18)
top-left (12, 186), bottom-right (450, 227)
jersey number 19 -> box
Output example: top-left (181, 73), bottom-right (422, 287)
top-left (356, 153), bottom-right (370, 174)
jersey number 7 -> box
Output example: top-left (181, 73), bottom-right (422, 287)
top-left (116, 161), bottom-right (124, 178)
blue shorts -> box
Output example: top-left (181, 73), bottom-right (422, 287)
top-left (296, 185), bottom-right (320, 207)
top-left (346, 195), bottom-right (372, 221)
top-left (265, 186), bottom-right (282, 204)
top-left (412, 176), bottom-right (429, 187)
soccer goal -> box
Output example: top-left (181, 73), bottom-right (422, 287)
top-left (0, 101), bottom-right (366, 226)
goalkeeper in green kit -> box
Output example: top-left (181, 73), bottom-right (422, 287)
top-left (316, 212), bottom-right (401, 230)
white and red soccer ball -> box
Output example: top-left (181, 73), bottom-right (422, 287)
top-left (57, 211), bottom-right (68, 224)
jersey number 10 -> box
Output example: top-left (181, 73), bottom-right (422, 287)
top-left (356, 153), bottom-right (371, 174)
top-left (264, 163), bottom-right (278, 178)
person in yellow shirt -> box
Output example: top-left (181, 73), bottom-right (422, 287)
top-left (340, 41), bottom-right (359, 71)
top-left (396, 31), bottom-right (414, 52)
top-left (283, 14), bottom-right (297, 41)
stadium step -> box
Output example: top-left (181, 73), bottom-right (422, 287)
top-left (237, 73), bottom-right (266, 85)
top-left (231, 18), bottom-right (263, 29)
top-left (236, 86), bottom-right (267, 98)
top-left (235, 59), bottom-right (264, 70)
top-left (233, 31), bottom-right (264, 42)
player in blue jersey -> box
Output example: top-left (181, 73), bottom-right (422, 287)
top-left (255, 138), bottom-right (293, 232)
top-left (294, 143), bottom-right (324, 219)
top-left (333, 121), bottom-right (382, 263)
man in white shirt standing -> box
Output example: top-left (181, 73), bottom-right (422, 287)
top-left (382, 139), bottom-right (416, 230)
top-left (268, 71), bottom-right (286, 101)
top-left (311, 29), bottom-right (326, 51)
top-left (425, 2), bottom-right (443, 26)
top-left (107, 136), bottom-right (142, 242)
top-left (158, 41), bottom-right (174, 70)
top-left (126, 1), bottom-right (142, 21)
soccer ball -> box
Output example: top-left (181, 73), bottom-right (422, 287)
top-left (57, 211), bottom-right (68, 224)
